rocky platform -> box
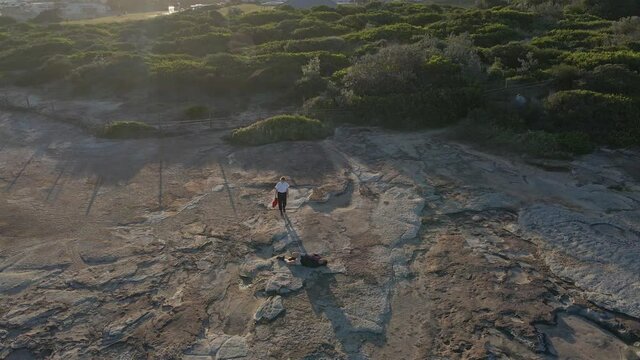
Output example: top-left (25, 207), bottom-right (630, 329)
top-left (1, 111), bottom-right (639, 359)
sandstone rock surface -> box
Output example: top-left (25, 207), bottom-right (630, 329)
top-left (1, 110), bottom-right (640, 359)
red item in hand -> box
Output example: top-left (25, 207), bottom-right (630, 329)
top-left (271, 198), bottom-right (278, 208)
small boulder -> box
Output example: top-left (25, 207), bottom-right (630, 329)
top-left (216, 336), bottom-right (247, 360)
top-left (182, 222), bottom-right (208, 237)
top-left (265, 272), bottom-right (303, 294)
top-left (186, 334), bottom-right (230, 356)
top-left (254, 296), bottom-right (284, 323)
top-left (176, 236), bottom-right (212, 253)
top-left (239, 259), bottom-right (273, 280)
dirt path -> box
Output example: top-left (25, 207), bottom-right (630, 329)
top-left (0, 111), bottom-right (639, 359)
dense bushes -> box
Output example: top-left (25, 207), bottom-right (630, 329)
top-left (472, 23), bottom-right (522, 47)
top-left (530, 29), bottom-right (607, 50)
top-left (0, 38), bottom-right (74, 70)
top-left (152, 33), bottom-right (230, 56)
top-left (331, 43), bottom-right (481, 129)
top-left (1, 1), bottom-right (639, 152)
top-left (149, 57), bottom-right (207, 91)
top-left (336, 88), bottom-right (481, 129)
top-left (237, 10), bottom-right (301, 26)
top-left (580, 64), bottom-right (640, 95)
top-left (229, 115), bottom-right (332, 145)
top-left (291, 22), bottom-right (349, 39)
top-left (343, 44), bottom-right (427, 96)
top-left (70, 54), bottom-right (149, 92)
top-left (454, 109), bottom-right (595, 157)
top-left (564, 50), bottom-right (640, 71)
top-left (283, 37), bottom-right (347, 53)
top-left (16, 54), bottom-right (73, 85)
top-left (582, 0), bottom-right (640, 20)
top-left (544, 90), bottom-right (640, 146)
top-left (344, 23), bottom-right (425, 42)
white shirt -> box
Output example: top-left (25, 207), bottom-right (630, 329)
top-left (275, 181), bottom-right (289, 193)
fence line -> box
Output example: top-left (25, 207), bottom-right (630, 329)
top-left (1, 79), bottom-right (555, 134)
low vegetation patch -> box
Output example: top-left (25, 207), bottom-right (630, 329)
top-left (229, 115), bottom-right (332, 145)
top-left (99, 121), bottom-right (156, 139)
top-left (184, 105), bottom-right (209, 120)
top-left (452, 108), bottom-right (596, 158)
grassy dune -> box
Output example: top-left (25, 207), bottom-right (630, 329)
top-left (64, 11), bottom-right (167, 25)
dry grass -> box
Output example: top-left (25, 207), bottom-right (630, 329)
top-left (64, 11), bottom-right (166, 25)
top-left (218, 4), bottom-right (270, 16)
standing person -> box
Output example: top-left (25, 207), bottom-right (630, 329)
top-left (274, 176), bottom-right (289, 215)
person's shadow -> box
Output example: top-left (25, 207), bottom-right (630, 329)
top-left (282, 214), bottom-right (385, 358)
top-left (283, 213), bottom-right (307, 254)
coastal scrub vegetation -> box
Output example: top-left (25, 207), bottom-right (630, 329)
top-left (229, 114), bottom-right (332, 145)
top-left (100, 121), bottom-right (157, 138)
top-left (1, 0), bottom-right (639, 153)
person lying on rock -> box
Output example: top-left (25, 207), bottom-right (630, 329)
top-left (277, 252), bottom-right (327, 268)
top-left (274, 176), bottom-right (290, 216)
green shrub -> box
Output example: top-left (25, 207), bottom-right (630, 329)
top-left (344, 23), bottom-right (425, 43)
top-left (472, 23), bottom-right (522, 47)
top-left (531, 29), bottom-right (607, 50)
top-left (547, 63), bottom-right (583, 90)
top-left (283, 36), bottom-right (347, 52)
top-left (152, 33), bottom-right (230, 56)
top-left (336, 4), bottom-right (365, 16)
top-left (485, 42), bottom-right (533, 69)
top-left (307, 11), bottom-right (342, 22)
top-left (205, 52), bottom-right (249, 73)
top-left (426, 8), bottom-right (535, 37)
top-left (149, 57), bottom-right (209, 91)
top-left (229, 115), bottom-right (332, 145)
top-left (403, 13), bottom-right (443, 26)
top-left (490, 8), bottom-right (537, 29)
top-left (343, 44), bottom-right (425, 96)
top-left (544, 90), bottom-right (640, 146)
top-left (0, 37), bottom-right (74, 70)
top-left (556, 18), bottom-right (611, 30)
top-left (291, 23), bottom-right (349, 39)
top-left (338, 11), bottom-right (402, 29)
top-left (184, 105), bottom-right (209, 120)
top-left (580, 63), bottom-right (640, 95)
top-left (71, 54), bottom-right (149, 92)
top-left (0, 16), bottom-right (17, 27)
top-left (513, 130), bottom-right (565, 158)
top-left (454, 114), bottom-right (574, 158)
top-left (343, 88), bottom-right (481, 129)
top-left (564, 50), bottom-right (640, 71)
top-left (100, 121), bottom-right (156, 139)
top-left (582, 0), bottom-right (640, 20)
top-left (337, 14), bottom-right (368, 29)
top-left (15, 54), bottom-right (73, 86)
top-left (236, 10), bottom-right (301, 26)
top-left (556, 131), bottom-right (595, 154)
top-left (274, 18), bottom-right (303, 33)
